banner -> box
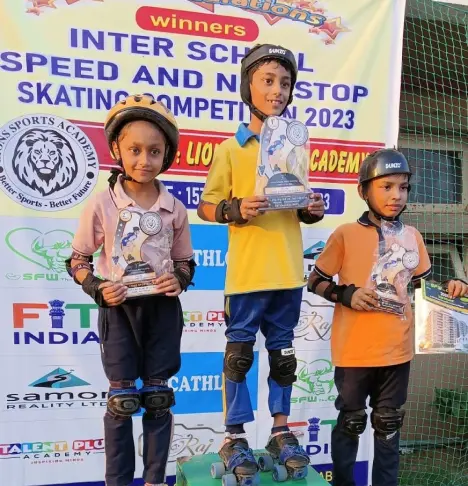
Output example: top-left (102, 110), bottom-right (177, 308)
top-left (0, 1), bottom-right (406, 484)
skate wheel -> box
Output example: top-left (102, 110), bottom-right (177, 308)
top-left (291, 466), bottom-right (309, 480)
top-left (222, 473), bottom-right (238, 486)
top-left (272, 464), bottom-right (288, 482)
top-left (238, 475), bottom-right (257, 486)
top-left (258, 454), bottom-right (274, 472)
top-left (211, 462), bottom-right (226, 479)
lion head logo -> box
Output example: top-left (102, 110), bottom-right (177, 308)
top-left (12, 129), bottom-right (79, 197)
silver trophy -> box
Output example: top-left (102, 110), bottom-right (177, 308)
top-left (370, 221), bottom-right (419, 316)
top-left (255, 116), bottom-right (311, 210)
top-left (110, 208), bottom-right (173, 299)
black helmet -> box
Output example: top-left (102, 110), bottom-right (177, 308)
top-left (359, 149), bottom-right (412, 221)
top-left (358, 149), bottom-right (412, 185)
top-left (240, 44), bottom-right (298, 122)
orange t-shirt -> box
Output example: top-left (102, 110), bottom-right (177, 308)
top-left (315, 212), bottom-right (431, 367)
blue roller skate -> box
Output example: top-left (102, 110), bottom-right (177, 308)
top-left (211, 437), bottom-right (260, 486)
top-left (258, 431), bottom-right (310, 482)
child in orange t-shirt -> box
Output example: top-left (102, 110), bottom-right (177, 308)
top-left (307, 149), bottom-right (468, 486)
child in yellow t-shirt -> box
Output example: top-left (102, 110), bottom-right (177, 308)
top-left (198, 44), bottom-right (325, 482)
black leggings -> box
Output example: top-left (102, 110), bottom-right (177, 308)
top-left (98, 295), bottom-right (183, 486)
top-left (331, 362), bottom-right (411, 486)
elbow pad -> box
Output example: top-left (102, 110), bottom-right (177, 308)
top-left (65, 252), bottom-right (94, 284)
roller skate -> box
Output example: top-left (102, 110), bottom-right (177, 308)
top-left (211, 436), bottom-right (260, 486)
top-left (258, 431), bottom-right (310, 482)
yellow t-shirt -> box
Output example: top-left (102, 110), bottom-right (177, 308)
top-left (201, 124), bottom-right (306, 296)
top-left (315, 213), bottom-right (432, 367)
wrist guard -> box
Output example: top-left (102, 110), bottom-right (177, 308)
top-left (335, 284), bottom-right (359, 309)
top-left (215, 198), bottom-right (248, 224)
top-left (173, 259), bottom-right (197, 292)
top-left (82, 273), bottom-right (109, 307)
top-left (308, 276), bottom-right (358, 308)
top-left (297, 208), bottom-right (323, 224)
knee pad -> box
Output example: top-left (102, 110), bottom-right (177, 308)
top-left (371, 408), bottom-right (405, 440)
top-left (223, 342), bottom-right (254, 383)
top-left (269, 347), bottom-right (297, 387)
top-left (337, 410), bottom-right (367, 437)
top-left (141, 386), bottom-right (175, 418)
top-left (107, 388), bottom-right (140, 419)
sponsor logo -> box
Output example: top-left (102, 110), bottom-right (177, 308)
top-left (385, 163), bottom-right (401, 169)
top-left (138, 423), bottom-right (224, 462)
top-left (289, 417), bottom-right (337, 457)
top-left (5, 228), bottom-right (73, 282)
top-left (0, 439), bottom-right (104, 462)
top-left (191, 225), bottom-right (228, 290)
top-left (303, 240), bottom-right (325, 276)
top-left (12, 300), bottom-right (99, 346)
top-left (169, 352), bottom-right (258, 414)
top-left (183, 310), bottom-right (225, 333)
top-left (291, 358), bottom-right (337, 404)
top-left (5, 367), bottom-right (106, 411)
top-left (29, 368), bottom-right (90, 389)
top-left (193, 249), bottom-right (226, 267)
top-left (0, 114), bottom-right (98, 211)
top-left (295, 300), bottom-right (333, 342)
top-left (4, 227), bottom-right (102, 283)
top-left (269, 48), bottom-right (286, 55)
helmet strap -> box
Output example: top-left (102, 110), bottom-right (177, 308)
top-left (248, 101), bottom-right (291, 124)
top-left (250, 104), bottom-right (267, 123)
top-left (114, 138), bottom-right (141, 184)
top-left (115, 154), bottom-right (139, 185)
top-left (161, 145), bottom-right (171, 173)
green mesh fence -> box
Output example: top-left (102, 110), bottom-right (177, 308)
top-left (397, 1), bottom-right (468, 485)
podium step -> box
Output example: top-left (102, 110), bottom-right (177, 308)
top-left (176, 451), bottom-right (329, 485)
